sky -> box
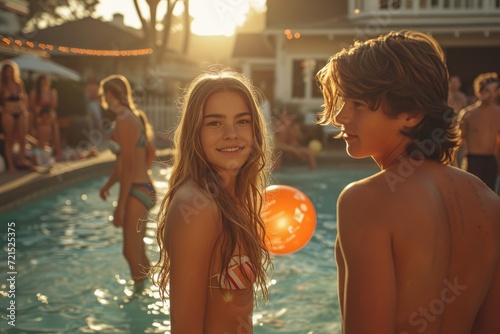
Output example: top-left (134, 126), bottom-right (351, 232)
top-left (94, 0), bottom-right (266, 36)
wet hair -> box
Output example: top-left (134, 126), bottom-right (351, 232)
top-left (473, 72), bottom-right (498, 98)
top-left (99, 74), bottom-right (153, 142)
top-left (152, 69), bottom-right (272, 300)
top-left (316, 30), bottom-right (460, 164)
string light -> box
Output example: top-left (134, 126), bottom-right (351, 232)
top-left (284, 29), bottom-right (301, 40)
top-left (0, 35), bottom-right (153, 56)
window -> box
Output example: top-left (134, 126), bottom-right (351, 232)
top-left (292, 58), bottom-right (328, 99)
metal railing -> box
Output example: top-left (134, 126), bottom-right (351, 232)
top-left (349, 0), bottom-right (500, 18)
top-left (139, 95), bottom-right (179, 146)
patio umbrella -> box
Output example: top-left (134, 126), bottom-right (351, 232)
top-left (9, 54), bottom-right (81, 81)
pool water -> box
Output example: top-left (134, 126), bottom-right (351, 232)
top-left (0, 163), bottom-right (376, 334)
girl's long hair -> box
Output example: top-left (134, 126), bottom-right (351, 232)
top-left (34, 74), bottom-right (50, 105)
top-left (0, 60), bottom-right (24, 97)
top-left (99, 74), bottom-right (154, 142)
top-left (152, 69), bottom-right (272, 301)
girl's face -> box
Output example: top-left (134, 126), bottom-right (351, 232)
top-left (200, 90), bottom-right (254, 175)
top-left (3, 65), bottom-right (13, 79)
top-left (41, 77), bottom-right (50, 88)
top-left (334, 98), bottom-right (409, 164)
top-left (102, 89), bottom-right (120, 111)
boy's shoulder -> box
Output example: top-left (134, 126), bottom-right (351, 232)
top-left (338, 171), bottom-right (395, 210)
top-left (341, 170), bottom-right (396, 196)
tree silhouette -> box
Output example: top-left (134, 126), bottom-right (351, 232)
top-left (133, 0), bottom-right (191, 65)
top-left (22, 0), bottom-right (100, 33)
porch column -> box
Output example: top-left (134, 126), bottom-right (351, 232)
top-left (274, 34), bottom-right (287, 104)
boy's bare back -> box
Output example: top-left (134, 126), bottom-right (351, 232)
top-left (363, 161), bottom-right (500, 333)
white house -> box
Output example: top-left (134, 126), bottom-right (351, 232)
top-left (232, 0), bottom-right (500, 121)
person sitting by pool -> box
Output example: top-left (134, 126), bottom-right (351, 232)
top-left (150, 69), bottom-right (272, 332)
top-left (316, 30), bottom-right (500, 333)
top-left (98, 74), bottom-right (157, 292)
top-left (27, 105), bottom-right (98, 166)
top-left (273, 109), bottom-right (317, 171)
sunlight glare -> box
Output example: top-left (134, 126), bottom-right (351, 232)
top-left (189, 0), bottom-right (250, 36)
top-left (96, 0), bottom-right (266, 36)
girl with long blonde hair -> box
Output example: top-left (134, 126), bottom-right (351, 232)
top-left (0, 60), bottom-right (30, 171)
top-left (151, 69), bottom-right (272, 332)
top-left (98, 74), bottom-right (157, 290)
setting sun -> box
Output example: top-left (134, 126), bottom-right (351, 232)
top-left (189, 0), bottom-right (250, 36)
top-left (95, 0), bottom-right (265, 36)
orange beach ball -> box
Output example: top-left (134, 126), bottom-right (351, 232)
top-left (262, 185), bottom-right (317, 255)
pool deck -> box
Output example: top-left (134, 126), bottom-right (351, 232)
top-left (0, 141), bottom-right (376, 213)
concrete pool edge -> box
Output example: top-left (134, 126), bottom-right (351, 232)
top-left (0, 149), bottom-right (175, 214)
top-left (0, 147), bottom-right (374, 213)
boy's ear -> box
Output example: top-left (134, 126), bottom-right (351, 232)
top-left (404, 111), bottom-right (424, 127)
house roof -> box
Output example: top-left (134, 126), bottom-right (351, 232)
top-left (29, 17), bottom-right (146, 51)
top-left (266, 0), bottom-right (347, 30)
top-left (232, 33), bottom-right (275, 59)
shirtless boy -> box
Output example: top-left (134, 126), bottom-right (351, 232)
top-left (459, 72), bottom-right (500, 191)
top-left (316, 30), bottom-right (500, 334)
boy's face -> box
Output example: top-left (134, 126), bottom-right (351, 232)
top-left (480, 82), bottom-right (499, 102)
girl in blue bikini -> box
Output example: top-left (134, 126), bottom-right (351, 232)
top-left (151, 69), bottom-right (272, 332)
top-left (98, 74), bottom-right (157, 291)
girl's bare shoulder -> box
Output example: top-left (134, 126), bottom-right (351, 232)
top-left (168, 180), bottom-right (220, 227)
top-left (173, 180), bottom-right (216, 202)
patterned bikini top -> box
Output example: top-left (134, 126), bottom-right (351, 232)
top-left (209, 255), bottom-right (255, 290)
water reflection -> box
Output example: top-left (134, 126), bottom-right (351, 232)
top-left (0, 165), bottom-right (375, 333)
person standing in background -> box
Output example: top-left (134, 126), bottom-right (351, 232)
top-left (29, 74), bottom-right (63, 159)
top-left (448, 75), bottom-right (468, 114)
top-left (448, 75), bottom-right (469, 168)
top-left (98, 74), bottom-right (157, 293)
top-left (85, 74), bottom-right (103, 132)
top-left (0, 60), bottom-right (30, 172)
top-left (458, 72), bottom-right (500, 191)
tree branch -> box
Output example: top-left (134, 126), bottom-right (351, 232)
top-left (181, 0), bottom-right (190, 55)
top-left (133, 0), bottom-right (150, 45)
top-left (157, 0), bottom-right (179, 65)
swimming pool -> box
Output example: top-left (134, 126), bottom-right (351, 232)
top-left (0, 163), bottom-right (376, 333)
